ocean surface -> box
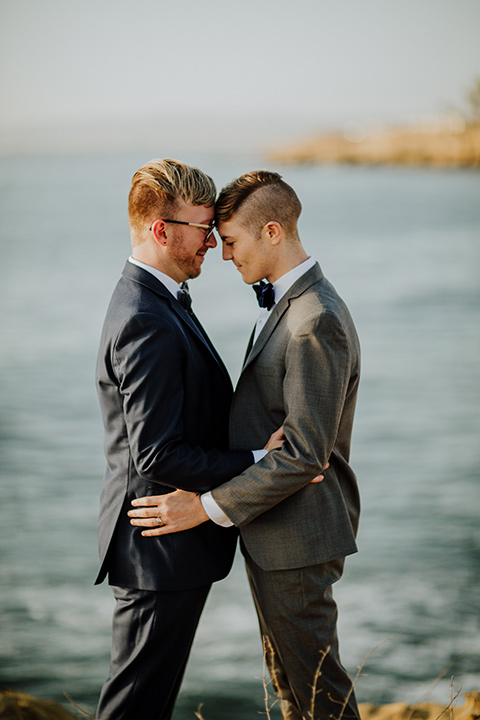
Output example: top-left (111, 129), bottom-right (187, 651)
top-left (0, 151), bottom-right (479, 719)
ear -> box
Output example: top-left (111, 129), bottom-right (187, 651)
top-left (262, 221), bottom-right (282, 246)
top-left (150, 219), bottom-right (168, 246)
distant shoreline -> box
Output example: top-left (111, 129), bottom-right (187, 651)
top-left (268, 121), bottom-right (480, 168)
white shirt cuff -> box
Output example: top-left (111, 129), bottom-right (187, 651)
top-left (201, 492), bottom-right (233, 527)
top-left (252, 448), bottom-right (268, 462)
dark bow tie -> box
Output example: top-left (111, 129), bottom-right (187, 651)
top-left (253, 281), bottom-right (275, 310)
top-left (177, 282), bottom-right (193, 314)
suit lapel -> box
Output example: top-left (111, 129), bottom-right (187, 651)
top-left (242, 327), bottom-right (256, 366)
top-left (122, 262), bottom-right (231, 381)
top-left (186, 310), bottom-right (231, 378)
top-left (242, 263), bottom-right (324, 371)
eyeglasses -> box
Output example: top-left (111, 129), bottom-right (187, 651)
top-left (150, 219), bottom-right (216, 240)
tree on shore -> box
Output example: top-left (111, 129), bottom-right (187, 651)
top-left (466, 78), bottom-right (480, 125)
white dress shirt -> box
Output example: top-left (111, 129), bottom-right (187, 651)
top-left (202, 256), bottom-right (317, 527)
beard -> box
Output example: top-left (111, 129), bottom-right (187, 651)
top-left (169, 230), bottom-right (204, 280)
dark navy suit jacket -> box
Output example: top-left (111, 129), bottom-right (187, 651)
top-left (95, 262), bottom-right (252, 591)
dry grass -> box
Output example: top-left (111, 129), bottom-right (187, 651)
top-left (2, 642), bottom-right (478, 720)
top-left (195, 635), bottom-right (478, 720)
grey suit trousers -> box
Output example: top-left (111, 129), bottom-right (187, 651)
top-left (245, 552), bottom-right (359, 720)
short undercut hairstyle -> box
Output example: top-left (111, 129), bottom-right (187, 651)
top-left (215, 170), bottom-right (302, 238)
top-left (128, 158), bottom-right (216, 238)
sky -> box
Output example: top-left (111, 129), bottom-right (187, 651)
top-left (1, 0), bottom-right (480, 154)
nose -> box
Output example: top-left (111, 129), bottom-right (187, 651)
top-left (205, 232), bottom-right (217, 249)
top-left (222, 243), bottom-right (232, 261)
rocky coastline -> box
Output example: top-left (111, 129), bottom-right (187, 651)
top-left (268, 121), bottom-right (480, 168)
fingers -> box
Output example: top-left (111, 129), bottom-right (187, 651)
top-left (128, 496), bottom-right (167, 529)
top-left (265, 425), bottom-right (286, 451)
top-left (310, 462), bottom-right (330, 484)
top-left (129, 514), bottom-right (161, 525)
top-left (128, 490), bottom-right (206, 537)
top-left (128, 508), bottom-right (173, 535)
top-left (135, 522), bottom-right (172, 536)
top-left (128, 508), bottom-right (160, 519)
top-left (129, 493), bottom-right (175, 522)
top-left (129, 513), bottom-right (190, 536)
top-left (131, 495), bottom-right (164, 507)
top-left (138, 523), bottom-right (179, 537)
top-left (140, 527), bottom-right (167, 537)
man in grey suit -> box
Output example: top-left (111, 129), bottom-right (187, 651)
top-left (129, 170), bottom-right (361, 719)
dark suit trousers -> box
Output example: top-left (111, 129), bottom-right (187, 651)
top-left (97, 584), bottom-right (211, 720)
top-left (245, 554), bottom-right (359, 720)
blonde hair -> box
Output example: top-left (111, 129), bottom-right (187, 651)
top-left (128, 158), bottom-right (216, 240)
top-left (215, 170), bottom-right (302, 238)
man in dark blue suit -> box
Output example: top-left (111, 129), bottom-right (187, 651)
top-left (95, 159), bottom-right (279, 720)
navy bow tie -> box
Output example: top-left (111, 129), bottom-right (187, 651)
top-left (253, 281), bottom-right (275, 310)
top-left (177, 282), bottom-right (193, 314)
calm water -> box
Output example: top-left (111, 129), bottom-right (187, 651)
top-left (0, 152), bottom-right (479, 719)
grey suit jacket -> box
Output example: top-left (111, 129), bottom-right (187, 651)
top-left (211, 263), bottom-right (361, 571)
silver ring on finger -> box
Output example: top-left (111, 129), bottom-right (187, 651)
top-left (156, 516), bottom-right (165, 527)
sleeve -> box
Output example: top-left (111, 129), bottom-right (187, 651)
top-left (211, 311), bottom-right (352, 526)
top-left (201, 492), bottom-right (234, 526)
top-left (201, 448), bottom-right (267, 526)
top-left (113, 313), bottom-right (252, 493)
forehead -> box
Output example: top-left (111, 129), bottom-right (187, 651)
top-left (176, 199), bottom-right (214, 222)
top-left (217, 217), bottom-right (252, 239)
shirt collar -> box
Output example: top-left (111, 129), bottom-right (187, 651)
top-left (271, 256), bottom-right (316, 305)
top-left (128, 256), bottom-right (181, 298)
top-left (128, 255), bottom-right (317, 307)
